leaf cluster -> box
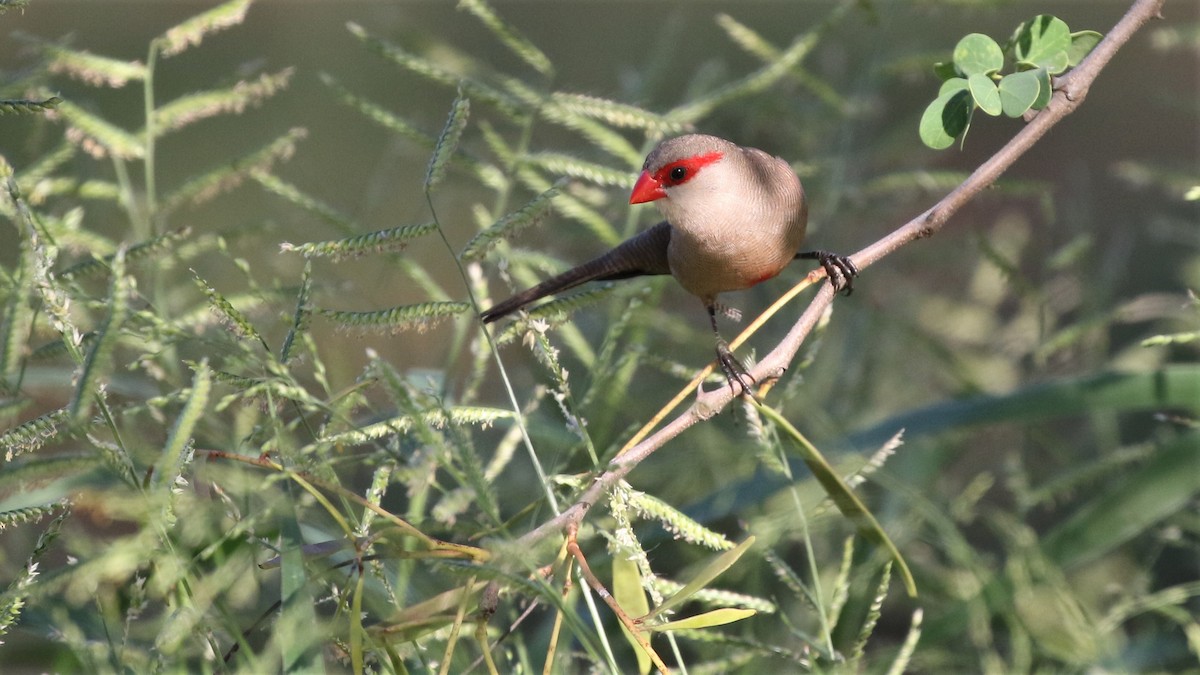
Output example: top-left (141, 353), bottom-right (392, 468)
top-left (920, 15), bottom-right (1102, 149)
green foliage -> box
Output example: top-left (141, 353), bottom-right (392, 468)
top-left (0, 96), bottom-right (62, 115)
top-left (0, 1), bottom-right (1195, 673)
top-left (921, 15), bottom-right (1103, 149)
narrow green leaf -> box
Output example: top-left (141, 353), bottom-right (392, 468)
top-left (650, 608), bottom-right (757, 632)
top-left (515, 168), bottom-right (620, 246)
top-left (280, 261), bottom-right (310, 365)
top-left (1042, 432), bottom-right (1200, 568)
top-left (460, 181), bottom-right (560, 261)
top-left (967, 73), bottom-right (1002, 116)
top-left (151, 68), bottom-right (293, 134)
top-left (322, 74), bottom-right (507, 191)
top-left (425, 93), bottom-right (470, 192)
top-left (459, 0), bottom-right (553, 78)
top-left (998, 70), bottom-right (1041, 117)
top-left (253, 170), bottom-right (364, 234)
top-left (278, 496), bottom-right (322, 672)
top-left (534, 100), bottom-right (643, 166)
top-left (71, 250), bottom-right (131, 424)
top-left (523, 153), bottom-right (634, 189)
top-left (56, 100), bottom-right (144, 159)
top-left (158, 0), bottom-right (254, 57)
top-left (846, 366), bottom-right (1200, 452)
top-left (647, 536), bottom-right (755, 620)
top-left (850, 563), bottom-right (893, 663)
top-left (57, 227), bottom-right (191, 281)
top-left (668, 25), bottom-right (819, 124)
top-left (613, 554), bottom-right (652, 675)
top-left (1, 220), bottom-right (35, 382)
top-left (755, 403), bottom-right (918, 598)
top-left (886, 609), bottom-right (924, 675)
top-left (192, 271), bottom-right (269, 349)
top-left (162, 127), bottom-right (306, 213)
top-left (1, 408), bottom-right (71, 462)
top-left (43, 44), bottom-right (146, 87)
top-left (280, 223), bottom-right (441, 260)
top-left (714, 12), bottom-right (851, 113)
top-left (549, 92), bottom-right (685, 135)
top-left (0, 97), bottom-right (63, 115)
top-left (319, 301), bottom-right (470, 335)
top-left (628, 491), bottom-right (734, 552)
top-left (317, 407), bottom-right (513, 447)
top-left (155, 360), bottom-right (210, 489)
top-left (346, 23), bottom-right (522, 118)
top-left (953, 33), bottom-right (1004, 76)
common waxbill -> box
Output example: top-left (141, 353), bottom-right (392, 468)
top-left (480, 134), bottom-right (856, 395)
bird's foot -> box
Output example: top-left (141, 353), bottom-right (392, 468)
top-left (714, 303), bottom-right (742, 322)
top-left (715, 341), bottom-right (760, 402)
top-left (798, 250), bottom-right (860, 295)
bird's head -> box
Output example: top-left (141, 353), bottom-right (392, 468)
top-left (628, 134), bottom-right (737, 206)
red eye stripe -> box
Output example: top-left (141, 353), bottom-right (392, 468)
top-left (655, 151), bottom-right (723, 187)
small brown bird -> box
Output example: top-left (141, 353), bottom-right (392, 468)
top-left (481, 134), bottom-right (856, 395)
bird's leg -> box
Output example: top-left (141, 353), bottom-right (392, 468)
top-left (796, 250), bottom-right (860, 295)
top-left (707, 304), bottom-right (758, 400)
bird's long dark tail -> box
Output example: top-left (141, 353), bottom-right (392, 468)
top-left (480, 221), bottom-right (673, 323)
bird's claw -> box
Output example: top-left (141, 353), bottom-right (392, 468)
top-left (716, 342), bottom-right (760, 402)
top-left (817, 252), bottom-right (859, 295)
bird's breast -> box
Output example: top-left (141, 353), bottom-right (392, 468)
top-left (666, 216), bottom-right (802, 300)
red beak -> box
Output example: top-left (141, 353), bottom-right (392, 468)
top-left (629, 170), bottom-right (666, 204)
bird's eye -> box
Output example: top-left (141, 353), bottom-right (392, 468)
top-left (669, 166), bottom-right (687, 182)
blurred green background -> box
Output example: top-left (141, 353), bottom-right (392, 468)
top-left (1, 0), bottom-right (1197, 672)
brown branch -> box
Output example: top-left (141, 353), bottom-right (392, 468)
top-left (513, 0), bottom-right (1166, 551)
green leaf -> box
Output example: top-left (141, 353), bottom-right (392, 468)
top-left (458, 0), bottom-right (554, 79)
top-left (460, 181), bottom-right (561, 261)
top-left (938, 77), bottom-right (969, 97)
top-left (613, 555), bottom-right (651, 675)
top-left (846, 366), bottom-right (1200, 451)
top-left (42, 43), bottom-right (147, 87)
top-left (1032, 67), bottom-right (1053, 109)
top-left (157, 0), bottom-right (253, 57)
top-left (646, 536), bottom-right (755, 620)
top-left (1012, 15), bottom-right (1072, 75)
top-left (650, 608), bottom-right (757, 632)
top-left (155, 360), bottom-right (210, 490)
top-left (318, 301), bottom-right (470, 335)
top-left (425, 92), bottom-right (470, 192)
top-left (754, 403), bottom-right (918, 598)
top-left (967, 73), bottom-right (1002, 116)
top-left (932, 61), bottom-right (959, 81)
top-left (1042, 432), bottom-right (1200, 569)
top-left (280, 223), bottom-right (437, 260)
top-left (919, 89), bottom-right (972, 150)
top-left (0, 97), bottom-right (63, 115)
top-left (953, 33), bottom-right (1003, 77)
top-left (71, 251), bottom-right (131, 424)
top-left (1067, 30), bottom-right (1103, 67)
top-left (998, 70), bottom-right (1041, 117)
top-left (151, 68), bottom-right (293, 135)
top-left (56, 100), bottom-right (145, 159)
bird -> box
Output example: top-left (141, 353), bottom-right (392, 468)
top-left (480, 134), bottom-right (857, 397)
